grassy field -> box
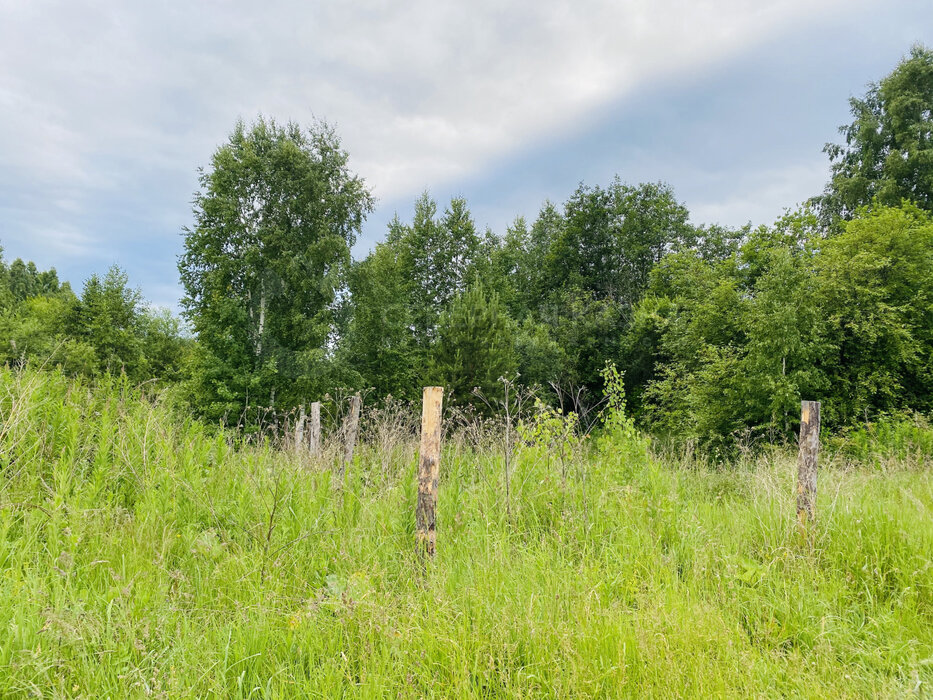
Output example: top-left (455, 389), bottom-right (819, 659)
top-left (0, 368), bottom-right (932, 697)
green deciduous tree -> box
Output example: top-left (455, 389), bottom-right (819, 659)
top-left (545, 179), bottom-right (693, 307)
top-left (635, 250), bottom-right (748, 441)
top-left (538, 288), bottom-right (626, 395)
top-left (817, 44), bottom-right (933, 222)
top-left (340, 193), bottom-right (485, 397)
top-left (815, 204), bottom-right (933, 423)
top-left (740, 242), bottom-right (828, 434)
top-left (391, 194), bottom-right (482, 345)
top-left (179, 117), bottom-right (373, 423)
top-left (630, 202), bottom-right (933, 446)
top-left (514, 317), bottom-right (567, 389)
top-left (137, 308), bottom-right (191, 385)
top-left (629, 209), bottom-right (830, 443)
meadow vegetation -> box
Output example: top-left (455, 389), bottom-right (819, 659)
top-left (1, 367), bottom-right (931, 697)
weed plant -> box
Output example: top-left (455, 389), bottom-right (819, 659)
top-left (0, 367), bottom-right (931, 697)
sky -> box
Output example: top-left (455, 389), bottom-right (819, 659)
top-left (1, 0), bottom-right (931, 311)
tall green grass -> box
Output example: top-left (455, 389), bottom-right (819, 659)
top-left (831, 413), bottom-right (933, 470)
top-left (0, 367), bottom-right (931, 697)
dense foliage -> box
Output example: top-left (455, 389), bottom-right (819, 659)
top-left (0, 254), bottom-right (189, 385)
top-left (628, 205), bottom-right (933, 444)
top-left (1, 47), bottom-right (932, 447)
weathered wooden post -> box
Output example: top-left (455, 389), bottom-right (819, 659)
top-left (796, 400), bottom-right (821, 537)
top-left (340, 394), bottom-right (361, 484)
top-left (295, 404), bottom-right (305, 453)
top-left (416, 387), bottom-right (444, 558)
top-left (309, 401), bottom-right (321, 457)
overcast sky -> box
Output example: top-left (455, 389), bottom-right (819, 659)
top-left (1, 0), bottom-right (931, 309)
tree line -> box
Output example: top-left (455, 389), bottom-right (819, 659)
top-left (2, 45), bottom-right (931, 446)
top-left (0, 260), bottom-right (189, 385)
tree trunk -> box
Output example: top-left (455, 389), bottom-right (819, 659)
top-left (255, 282), bottom-right (267, 357)
top-left (416, 387), bottom-right (444, 558)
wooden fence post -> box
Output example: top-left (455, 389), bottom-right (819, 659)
top-left (796, 400), bottom-right (821, 536)
top-left (416, 387), bottom-right (444, 558)
top-left (340, 394), bottom-right (361, 484)
top-left (295, 404), bottom-right (305, 453)
top-left (309, 401), bottom-right (321, 457)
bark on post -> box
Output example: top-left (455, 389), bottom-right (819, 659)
top-left (339, 394), bottom-right (361, 484)
top-left (295, 404), bottom-right (305, 453)
top-left (309, 401), bottom-right (321, 457)
top-left (416, 387), bottom-right (444, 558)
top-left (796, 400), bottom-right (821, 536)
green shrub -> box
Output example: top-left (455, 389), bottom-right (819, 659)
top-left (831, 413), bottom-right (933, 467)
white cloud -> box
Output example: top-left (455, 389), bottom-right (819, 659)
top-left (0, 0), bottom-right (856, 219)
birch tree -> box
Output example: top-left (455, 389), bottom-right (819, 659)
top-left (179, 117), bottom-right (373, 424)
